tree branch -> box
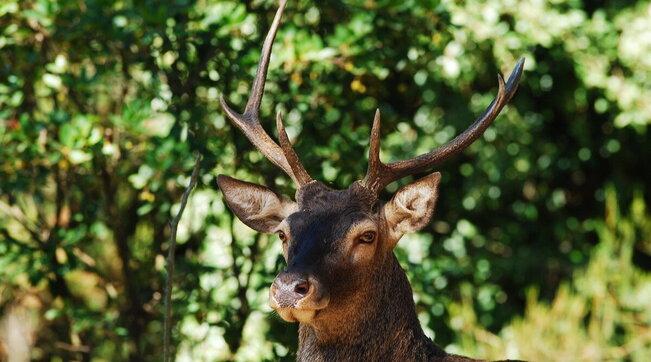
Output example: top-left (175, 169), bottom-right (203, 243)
top-left (163, 153), bottom-right (201, 362)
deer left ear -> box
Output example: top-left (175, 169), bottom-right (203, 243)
top-left (217, 175), bottom-right (297, 233)
top-left (383, 172), bottom-right (441, 243)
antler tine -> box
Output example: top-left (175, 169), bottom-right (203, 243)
top-left (363, 109), bottom-right (391, 192)
top-left (368, 109), bottom-right (383, 170)
top-left (276, 111), bottom-right (313, 185)
top-left (362, 58), bottom-right (525, 194)
top-left (243, 0), bottom-right (287, 116)
top-left (219, 0), bottom-right (312, 186)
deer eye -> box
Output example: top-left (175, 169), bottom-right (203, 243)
top-left (358, 231), bottom-right (376, 244)
top-left (278, 231), bottom-right (287, 242)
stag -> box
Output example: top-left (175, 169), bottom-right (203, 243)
top-left (217, 1), bottom-right (524, 360)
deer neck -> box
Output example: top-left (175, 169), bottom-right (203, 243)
top-left (296, 254), bottom-right (447, 361)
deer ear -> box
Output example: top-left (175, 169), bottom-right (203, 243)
top-left (383, 172), bottom-right (441, 242)
top-left (217, 175), bottom-right (297, 233)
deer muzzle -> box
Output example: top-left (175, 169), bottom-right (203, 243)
top-left (269, 271), bottom-right (330, 323)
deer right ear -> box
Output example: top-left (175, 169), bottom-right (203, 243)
top-left (217, 175), bottom-right (297, 233)
top-left (382, 172), bottom-right (441, 244)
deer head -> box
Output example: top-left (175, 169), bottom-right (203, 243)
top-left (217, 0), bottom-right (524, 355)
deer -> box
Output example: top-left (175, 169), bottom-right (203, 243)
top-left (216, 1), bottom-right (524, 361)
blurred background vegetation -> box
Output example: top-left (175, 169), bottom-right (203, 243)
top-left (1, 0), bottom-right (650, 361)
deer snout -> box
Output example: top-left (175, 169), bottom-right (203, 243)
top-left (269, 271), bottom-right (330, 322)
top-left (270, 272), bottom-right (313, 308)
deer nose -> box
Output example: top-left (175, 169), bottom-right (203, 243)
top-left (293, 280), bottom-right (310, 295)
top-left (270, 271), bottom-right (312, 309)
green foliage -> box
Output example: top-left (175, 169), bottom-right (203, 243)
top-left (0, 0), bottom-right (649, 361)
top-left (447, 188), bottom-right (651, 361)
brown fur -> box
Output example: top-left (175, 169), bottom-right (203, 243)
top-left (218, 1), bottom-right (524, 358)
top-left (217, 175), bottom-right (524, 361)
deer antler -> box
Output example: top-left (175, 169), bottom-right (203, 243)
top-left (219, 0), bottom-right (313, 186)
top-left (361, 58), bottom-right (525, 194)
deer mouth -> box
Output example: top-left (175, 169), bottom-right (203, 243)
top-left (269, 276), bottom-right (330, 323)
top-left (270, 299), bottom-right (330, 323)
top-left (274, 308), bottom-right (317, 323)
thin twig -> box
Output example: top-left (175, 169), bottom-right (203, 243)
top-left (163, 153), bottom-right (201, 362)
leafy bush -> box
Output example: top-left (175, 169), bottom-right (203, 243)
top-left (0, 0), bottom-right (649, 360)
top-left (447, 188), bottom-right (651, 361)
